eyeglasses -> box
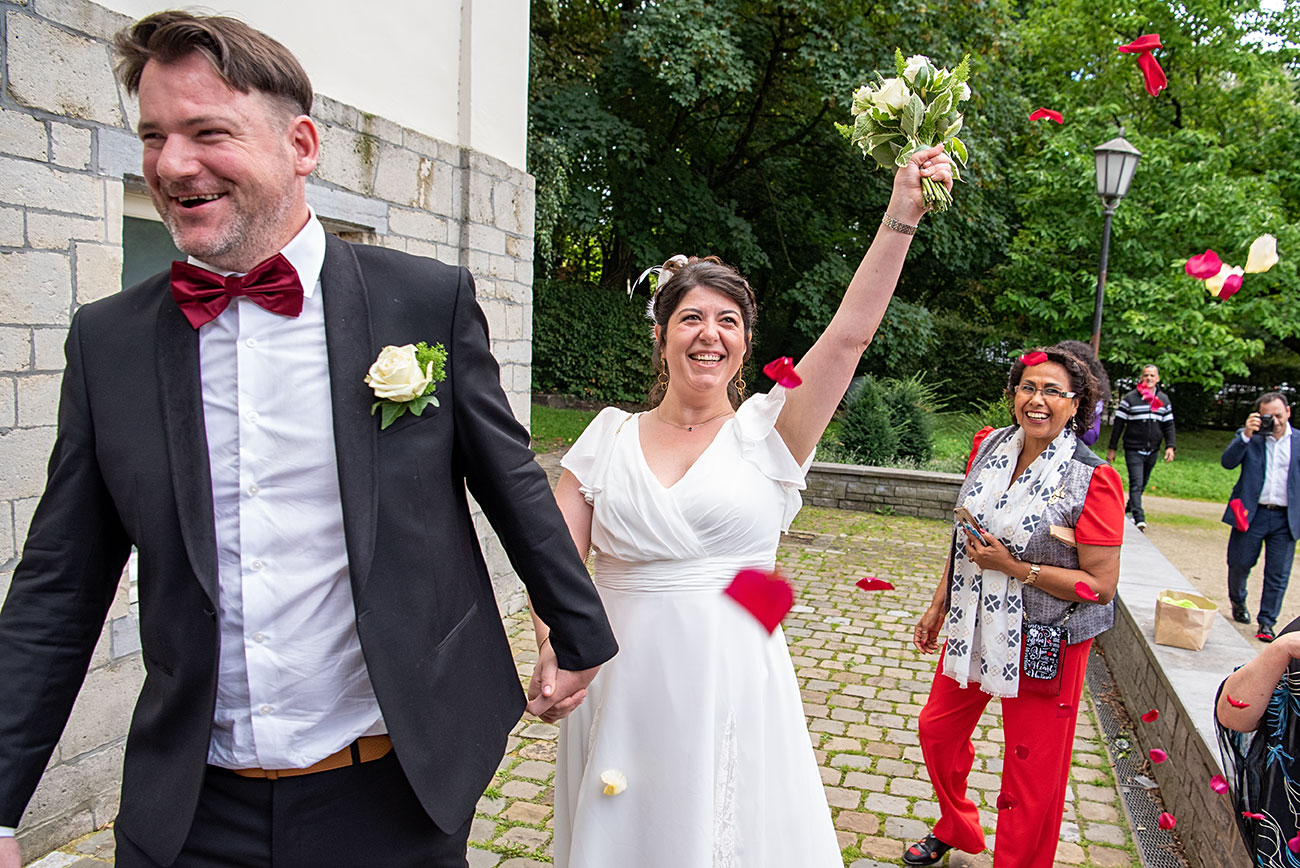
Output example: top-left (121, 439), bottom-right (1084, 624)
top-left (1016, 384), bottom-right (1076, 400)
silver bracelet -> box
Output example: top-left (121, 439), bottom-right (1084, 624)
top-left (881, 212), bottom-right (918, 236)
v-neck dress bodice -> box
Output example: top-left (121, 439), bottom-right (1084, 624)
top-left (552, 387), bottom-right (841, 867)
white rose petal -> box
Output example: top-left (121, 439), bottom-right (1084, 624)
top-left (852, 85), bottom-right (875, 115)
top-left (903, 54), bottom-right (930, 84)
top-left (873, 77), bottom-right (912, 113)
top-left (1205, 263), bottom-right (1244, 294)
top-left (365, 344), bottom-right (433, 403)
top-left (1245, 234), bottom-right (1279, 273)
top-left (600, 769), bottom-right (627, 795)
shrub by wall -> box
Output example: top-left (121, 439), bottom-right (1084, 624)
top-left (533, 279), bottom-right (654, 403)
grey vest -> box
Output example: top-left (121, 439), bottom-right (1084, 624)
top-left (953, 426), bottom-right (1116, 645)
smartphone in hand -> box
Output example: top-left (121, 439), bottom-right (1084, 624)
top-left (953, 506), bottom-right (987, 540)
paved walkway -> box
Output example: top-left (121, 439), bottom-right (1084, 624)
top-left (33, 506), bottom-right (1138, 868)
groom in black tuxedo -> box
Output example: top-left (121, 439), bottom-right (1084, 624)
top-left (0, 11), bottom-right (614, 868)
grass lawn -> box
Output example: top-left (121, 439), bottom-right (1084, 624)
top-left (530, 403), bottom-right (599, 452)
top-left (529, 402), bottom-right (1240, 504)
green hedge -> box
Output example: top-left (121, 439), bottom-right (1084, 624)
top-left (532, 279), bottom-right (654, 403)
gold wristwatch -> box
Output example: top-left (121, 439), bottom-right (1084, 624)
top-left (1024, 563), bottom-right (1042, 585)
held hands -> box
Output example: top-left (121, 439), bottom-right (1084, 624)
top-left (963, 529), bottom-right (1019, 576)
top-left (889, 145), bottom-right (954, 226)
top-left (526, 638), bottom-right (599, 724)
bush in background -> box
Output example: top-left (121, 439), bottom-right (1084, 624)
top-left (532, 279), bottom-right (653, 403)
top-left (836, 374), bottom-right (943, 467)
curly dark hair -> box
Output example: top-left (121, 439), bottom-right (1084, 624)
top-left (1004, 345), bottom-right (1101, 437)
top-left (1055, 339), bottom-right (1111, 405)
top-left (647, 255), bottom-right (758, 409)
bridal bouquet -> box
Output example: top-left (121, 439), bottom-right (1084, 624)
top-left (839, 50), bottom-right (972, 212)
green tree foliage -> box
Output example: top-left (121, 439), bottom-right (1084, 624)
top-left (1000, 0), bottom-right (1300, 390)
top-left (532, 279), bottom-right (653, 402)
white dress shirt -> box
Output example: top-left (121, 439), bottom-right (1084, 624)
top-left (1260, 428), bottom-right (1292, 507)
top-left (197, 211), bottom-right (385, 769)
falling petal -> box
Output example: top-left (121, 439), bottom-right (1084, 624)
top-left (996, 793), bottom-right (1019, 810)
top-left (1219, 273), bottom-right (1244, 300)
top-left (1289, 833), bottom-right (1300, 854)
top-left (762, 357), bottom-right (803, 388)
top-left (1230, 499), bottom-right (1250, 532)
top-left (1118, 35), bottom-right (1167, 97)
top-left (1028, 108), bottom-right (1064, 124)
top-left (1141, 709), bottom-right (1160, 723)
top-left (1020, 351), bottom-right (1048, 366)
top-left (1245, 234), bottom-right (1279, 274)
top-left (1207, 263), bottom-right (1244, 296)
top-left (1149, 748), bottom-right (1168, 764)
top-left (1158, 812), bottom-right (1177, 830)
top-left (1210, 775), bottom-right (1229, 794)
top-left (1185, 249), bottom-right (1223, 280)
top-left (600, 769), bottom-right (627, 795)
top-left (1014, 745), bottom-right (1030, 760)
top-left (1243, 811), bottom-right (1267, 820)
top-left (1226, 694), bottom-right (1251, 709)
top-left (1118, 34), bottom-right (1163, 53)
top-left (1074, 582), bottom-right (1100, 602)
top-left (856, 577), bottom-right (895, 592)
top-left (724, 569), bottom-right (794, 634)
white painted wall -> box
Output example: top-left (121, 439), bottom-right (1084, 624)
top-left (99, 0), bottom-right (530, 170)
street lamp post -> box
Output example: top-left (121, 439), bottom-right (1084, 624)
top-left (1090, 135), bottom-right (1142, 354)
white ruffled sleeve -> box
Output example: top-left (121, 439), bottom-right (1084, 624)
top-left (559, 406), bottom-right (632, 505)
top-left (733, 386), bottom-right (812, 530)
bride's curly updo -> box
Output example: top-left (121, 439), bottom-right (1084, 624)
top-left (647, 255), bottom-right (758, 409)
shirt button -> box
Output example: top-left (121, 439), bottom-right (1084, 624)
top-left (246, 410), bottom-right (260, 423)
top-left (252, 632), bottom-right (266, 644)
top-left (250, 559), bottom-right (264, 571)
top-left (245, 338), bottom-right (258, 348)
top-left (247, 483), bottom-right (260, 496)
top-left (259, 704), bottom-right (273, 715)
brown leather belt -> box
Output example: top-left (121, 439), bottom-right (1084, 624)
top-left (230, 735), bottom-right (392, 780)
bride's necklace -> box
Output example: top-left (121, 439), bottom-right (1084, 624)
top-left (654, 407), bottom-right (734, 432)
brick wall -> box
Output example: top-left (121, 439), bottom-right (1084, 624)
top-left (0, 0), bottom-right (535, 855)
top-left (805, 462), bottom-right (964, 520)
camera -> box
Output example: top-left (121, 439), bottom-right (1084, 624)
top-left (1260, 414), bottom-right (1275, 434)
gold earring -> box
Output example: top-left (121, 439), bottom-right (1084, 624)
top-left (734, 370), bottom-right (746, 395)
top-left (658, 368), bottom-right (669, 389)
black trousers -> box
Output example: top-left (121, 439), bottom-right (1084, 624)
top-left (115, 753), bottom-right (472, 868)
top-left (1124, 449), bottom-right (1160, 523)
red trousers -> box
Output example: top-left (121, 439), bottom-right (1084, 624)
top-left (917, 639), bottom-right (1093, 868)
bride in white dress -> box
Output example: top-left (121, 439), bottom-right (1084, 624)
top-left (531, 146), bottom-right (952, 867)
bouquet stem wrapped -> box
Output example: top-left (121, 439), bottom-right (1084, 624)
top-left (839, 50), bottom-right (972, 212)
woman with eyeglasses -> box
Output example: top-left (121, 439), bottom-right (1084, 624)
top-left (904, 345), bottom-right (1125, 867)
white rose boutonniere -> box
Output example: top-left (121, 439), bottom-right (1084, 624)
top-left (366, 341), bottom-right (448, 429)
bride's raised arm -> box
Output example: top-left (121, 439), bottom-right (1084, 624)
top-left (775, 145), bottom-right (952, 464)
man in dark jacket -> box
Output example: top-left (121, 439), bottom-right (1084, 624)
top-left (1106, 364), bottom-right (1176, 531)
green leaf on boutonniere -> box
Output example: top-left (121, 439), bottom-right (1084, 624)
top-left (380, 401), bottom-right (407, 430)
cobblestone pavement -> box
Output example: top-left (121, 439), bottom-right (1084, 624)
top-left (34, 507), bottom-right (1138, 868)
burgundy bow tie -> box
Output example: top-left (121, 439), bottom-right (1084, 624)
top-left (170, 253), bottom-right (305, 329)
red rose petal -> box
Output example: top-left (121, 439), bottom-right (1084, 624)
top-left (1118, 35), bottom-right (1168, 97)
top-left (1218, 273), bottom-right (1243, 300)
top-left (1014, 745), bottom-right (1030, 760)
top-left (1185, 249), bottom-right (1223, 280)
top-left (724, 569), bottom-right (794, 634)
top-left (996, 793), bottom-right (1019, 810)
top-left (1226, 693), bottom-right (1251, 709)
top-left (1118, 34), bottom-right (1163, 53)
top-left (1019, 351), bottom-right (1048, 366)
top-left (1289, 833), bottom-right (1300, 854)
top-left (1149, 748), bottom-right (1168, 764)
top-left (1243, 811), bottom-right (1267, 820)
top-left (1028, 108), bottom-right (1064, 124)
top-left (1074, 582), bottom-right (1100, 602)
top-left (1210, 774), bottom-right (1229, 794)
top-left (1158, 812), bottom-right (1177, 830)
top-left (1141, 709), bottom-right (1160, 723)
top-left (1230, 498), bottom-right (1250, 532)
top-left (762, 356), bottom-right (803, 388)
top-left (855, 577), bottom-right (895, 592)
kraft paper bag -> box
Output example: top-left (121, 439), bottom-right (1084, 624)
top-left (1153, 589), bottom-right (1218, 652)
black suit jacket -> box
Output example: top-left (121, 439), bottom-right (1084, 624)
top-left (0, 235), bottom-right (616, 864)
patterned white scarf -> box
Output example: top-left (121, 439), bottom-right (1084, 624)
top-left (943, 425), bottom-right (1076, 697)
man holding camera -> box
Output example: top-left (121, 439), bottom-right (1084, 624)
top-left (1222, 392), bottom-right (1300, 641)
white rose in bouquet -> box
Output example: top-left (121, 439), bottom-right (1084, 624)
top-left (874, 77), bottom-right (912, 113)
top-left (902, 54), bottom-right (930, 84)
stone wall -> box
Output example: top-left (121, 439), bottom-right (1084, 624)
top-left (805, 462), bottom-right (964, 520)
top-left (1096, 526), bottom-right (1255, 868)
top-left (0, 0), bottom-right (535, 857)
